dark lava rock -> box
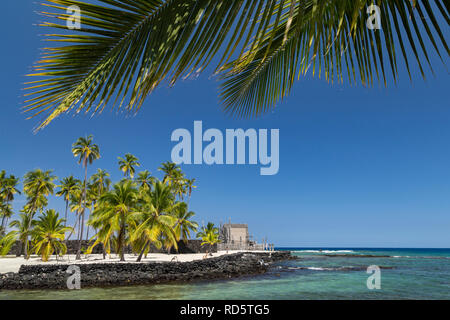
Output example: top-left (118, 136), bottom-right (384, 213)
top-left (0, 251), bottom-right (293, 290)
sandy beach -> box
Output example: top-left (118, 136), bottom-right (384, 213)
top-left (0, 250), bottom-right (266, 274)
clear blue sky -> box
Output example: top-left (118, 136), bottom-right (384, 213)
top-left (1, 1), bottom-right (449, 247)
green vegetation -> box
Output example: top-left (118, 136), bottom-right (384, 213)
top-left (197, 222), bottom-right (220, 259)
top-left (31, 210), bottom-right (72, 262)
top-left (0, 135), bottom-right (218, 262)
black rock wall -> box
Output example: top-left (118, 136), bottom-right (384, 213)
top-left (0, 251), bottom-right (293, 290)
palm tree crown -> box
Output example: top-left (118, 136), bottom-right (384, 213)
top-left (1, 175), bottom-right (20, 203)
top-left (135, 170), bottom-right (155, 191)
top-left (56, 176), bottom-right (81, 225)
top-left (56, 176), bottom-right (79, 201)
top-left (32, 209), bottom-right (72, 261)
top-left (173, 202), bottom-right (198, 243)
top-left (118, 153), bottom-right (140, 179)
top-left (23, 169), bottom-right (56, 216)
top-left (196, 222), bottom-right (220, 258)
top-left (0, 173), bottom-right (20, 231)
top-left (131, 181), bottom-right (179, 260)
top-left (72, 136), bottom-right (100, 168)
top-left (9, 213), bottom-right (36, 258)
top-left (90, 169), bottom-right (111, 196)
top-left (90, 180), bottom-right (139, 261)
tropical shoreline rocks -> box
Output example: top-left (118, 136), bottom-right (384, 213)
top-left (0, 251), bottom-right (294, 290)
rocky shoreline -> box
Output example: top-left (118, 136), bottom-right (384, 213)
top-left (0, 251), bottom-right (294, 290)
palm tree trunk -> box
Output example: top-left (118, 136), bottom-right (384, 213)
top-left (76, 212), bottom-right (81, 241)
top-left (66, 212), bottom-right (79, 240)
top-left (1, 200), bottom-right (11, 230)
top-left (25, 238), bottom-right (31, 259)
top-left (64, 200), bottom-right (68, 227)
top-left (0, 216), bottom-right (5, 230)
top-left (118, 224), bottom-right (125, 262)
top-left (76, 163), bottom-right (88, 260)
top-left (86, 204), bottom-right (93, 241)
top-left (136, 240), bottom-right (150, 262)
top-left (24, 237), bottom-right (29, 259)
top-left (24, 194), bottom-right (40, 260)
top-left (24, 211), bottom-right (35, 260)
top-left (76, 210), bottom-right (85, 260)
top-left (16, 240), bottom-right (23, 257)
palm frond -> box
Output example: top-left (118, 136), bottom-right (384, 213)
top-left (25, 0), bottom-right (449, 129)
top-left (220, 0), bottom-right (449, 117)
top-left (25, 0), bottom-right (271, 130)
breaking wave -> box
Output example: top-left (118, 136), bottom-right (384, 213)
top-left (292, 250), bottom-right (355, 254)
top-left (286, 266), bottom-right (395, 271)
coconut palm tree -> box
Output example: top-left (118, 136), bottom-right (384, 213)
top-left (132, 181), bottom-right (179, 261)
top-left (186, 179), bottom-right (196, 200)
top-left (173, 202), bottom-right (198, 243)
top-left (9, 213), bottom-right (35, 258)
top-left (67, 180), bottom-right (83, 241)
top-left (72, 135), bottom-right (100, 259)
top-left (22, 169), bottom-right (56, 259)
top-left (118, 154), bottom-right (140, 179)
top-left (197, 222), bottom-right (220, 258)
top-left (23, 169), bottom-right (56, 217)
top-left (0, 173), bottom-right (4, 235)
top-left (1, 175), bottom-right (20, 204)
top-left (0, 175), bottom-right (20, 232)
top-left (23, 0), bottom-right (448, 131)
top-left (86, 213), bottom-right (116, 259)
top-left (85, 182), bottom-right (99, 240)
top-left (0, 175), bottom-right (21, 229)
top-left (0, 203), bottom-right (13, 236)
top-left (56, 176), bottom-right (81, 227)
top-left (159, 162), bottom-right (187, 201)
top-left (0, 231), bottom-right (17, 256)
top-left (89, 180), bottom-right (139, 261)
top-left (159, 162), bottom-right (181, 185)
top-left (32, 210), bottom-right (72, 262)
top-left (88, 170), bottom-right (110, 256)
top-left (90, 169), bottom-right (111, 198)
top-left (131, 212), bottom-right (178, 262)
top-left (135, 170), bottom-right (155, 192)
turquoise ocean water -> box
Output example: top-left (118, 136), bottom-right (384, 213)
top-left (1, 248), bottom-right (449, 300)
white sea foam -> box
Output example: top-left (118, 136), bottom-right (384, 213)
top-left (288, 267), bottom-right (331, 270)
top-left (287, 266), bottom-right (357, 271)
top-left (392, 255), bottom-right (449, 260)
top-left (293, 250), bottom-right (355, 254)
